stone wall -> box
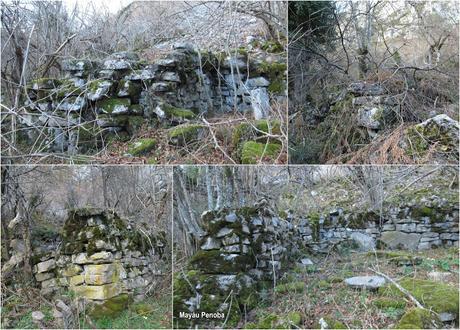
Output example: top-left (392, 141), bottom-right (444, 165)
top-left (174, 203), bottom-right (300, 328)
top-left (296, 196), bottom-right (459, 253)
top-left (174, 198), bottom-right (458, 328)
top-left (20, 43), bottom-right (286, 154)
top-left (32, 208), bottom-right (168, 317)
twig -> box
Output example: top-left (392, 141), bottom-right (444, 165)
top-left (368, 268), bottom-right (425, 309)
top-left (39, 33), bottom-right (77, 77)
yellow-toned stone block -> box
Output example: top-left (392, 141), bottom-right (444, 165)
top-left (84, 263), bottom-right (120, 285)
top-left (73, 283), bottom-right (122, 300)
top-left (62, 264), bottom-right (83, 277)
top-left (69, 274), bottom-right (85, 286)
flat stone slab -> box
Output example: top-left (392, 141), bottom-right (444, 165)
top-left (344, 276), bottom-right (386, 290)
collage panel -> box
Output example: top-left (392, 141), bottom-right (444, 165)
top-left (1, 1), bottom-right (287, 165)
top-left (1, 165), bottom-right (172, 328)
top-left (1, 1), bottom-right (459, 330)
top-left (288, 1), bottom-right (459, 164)
top-left (172, 165), bottom-right (459, 329)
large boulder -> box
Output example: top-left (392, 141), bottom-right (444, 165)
top-left (378, 231), bottom-right (421, 250)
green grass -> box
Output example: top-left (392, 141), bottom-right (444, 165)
top-left (80, 295), bottom-right (171, 329)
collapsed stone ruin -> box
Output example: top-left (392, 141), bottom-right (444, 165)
top-left (19, 43), bottom-right (286, 155)
top-left (32, 208), bottom-right (168, 318)
top-left (334, 81), bottom-right (459, 161)
top-left (174, 198), bottom-right (459, 328)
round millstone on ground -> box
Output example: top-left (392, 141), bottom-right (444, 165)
top-left (344, 275), bottom-right (386, 290)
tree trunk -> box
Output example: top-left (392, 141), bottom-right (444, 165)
top-left (215, 167), bottom-right (224, 210)
top-left (205, 167), bottom-right (214, 210)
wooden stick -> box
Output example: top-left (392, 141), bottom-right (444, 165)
top-left (369, 268), bottom-right (425, 309)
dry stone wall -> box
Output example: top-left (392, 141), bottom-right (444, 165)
top-left (32, 208), bottom-right (168, 317)
top-left (20, 43), bottom-right (286, 154)
top-left (295, 196), bottom-right (459, 253)
top-left (174, 202), bottom-right (301, 328)
top-left (174, 198), bottom-right (459, 328)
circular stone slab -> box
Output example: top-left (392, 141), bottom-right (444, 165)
top-left (344, 276), bottom-right (386, 290)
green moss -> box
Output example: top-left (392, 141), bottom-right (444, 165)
top-left (286, 312), bottom-right (302, 326)
top-left (88, 294), bottom-right (130, 319)
top-left (30, 78), bottom-right (62, 90)
top-left (405, 119), bottom-right (457, 159)
top-left (126, 116), bottom-right (145, 135)
top-left (162, 103), bottom-right (195, 119)
top-left (232, 119), bottom-right (281, 148)
top-left (127, 138), bottom-right (156, 156)
top-left (396, 308), bottom-right (441, 329)
top-left (54, 80), bottom-right (84, 98)
top-left (313, 317), bottom-right (346, 329)
top-left (257, 61), bottom-right (287, 75)
top-left (96, 98), bottom-right (130, 114)
top-left (241, 141), bottom-right (281, 164)
top-left (368, 251), bottom-right (423, 266)
top-left (372, 297), bottom-right (406, 309)
top-left (189, 250), bottom-right (255, 274)
top-left (274, 281), bottom-right (305, 294)
top-left (379, 278), bottom-right (459, 317)
top-left (308, 211), bottom-right (321, 241)
top-left (168, 124), bottom-right (204, 146)
top-left (133, 302), bottom-right (155, 316)
top-left (117, 79), bottom-right (141, 98)
top-left (255, 61), bottom-right (286, 95)
top-left (260, 40), bottom-right (284, 53)
top-left (268, 79), bottom-right (285, 94)
top-left (348, 210), bottom-right (379, 228)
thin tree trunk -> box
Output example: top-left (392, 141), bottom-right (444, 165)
top-left (205, 167), bottom-right (214, 210)
top-left (215, 167), bottom-right (224, 210)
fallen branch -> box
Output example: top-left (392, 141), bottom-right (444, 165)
top-left (369, 268), bottom-right (425, 309)
top-left (39, 33), bottom-right (77, 77)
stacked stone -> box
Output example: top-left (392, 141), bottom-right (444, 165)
top-left (33, 255), bottom-right (58, 295)
top-left (31, 208), bottom-right (167, 315)
top-left (346, 81), bottom-right (401, 138)
top-left (293, 200), bottom-right (459, 252)
top-left (174, 204), bottom-right (300, 328)
top-left (20, 46), bottom-right (286, 154)
top-left (380, 203), bottom-right (459, 250)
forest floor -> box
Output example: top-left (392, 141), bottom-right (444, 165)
top-left (240, 246), bottom-right (459, 329)
top-left (1, 286), bottom-right (172, 329)
top-left (81, 113), bottom-right (287, 165)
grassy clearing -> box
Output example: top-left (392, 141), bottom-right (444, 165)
top-left (3, 290), bottom-right (171, 329)
top-left (239, 247), bottom-right (459, 329)
top-left (79, 294), bottom-right (171, 329)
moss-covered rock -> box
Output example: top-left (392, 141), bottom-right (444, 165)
top-left (30, 78), bottom-right (62, 90)
top-left (241, 141), bottom-right (281, 164)
top-left (368, 251), bottom-right (423, 266)
top-left (372, 297), bottom-right (406, 309)
top-left (260, 40), bottom-right (284, 53)
top-left (379, 278), bottom-right (459, 318)
top-left (313, 317), bottom-right (347, 329)
top-left (274, 281), bottom-right (305, 294)
top-left (88, 293), bottom-right (130, 319)
top-left (232, 120), bottom-right (281, 148)
top-left (404, 114), bottom-right (459, 161)
top-left (127, 138), bottom-right (156, 156)
top-left (255, 61), bottom-right (286, 94)
top-left (188, 250), bottom-right (255, 274)
top-left (396, 308), bottom-right (442, 329)
top-left (126, 116), bottom-right (145, 135)
top-left (168, 124), bottom-right (205, 146)
top-left (156, 103), bottom-right (196, 121)
top-left (96, 98), bottom-right (131, 115)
